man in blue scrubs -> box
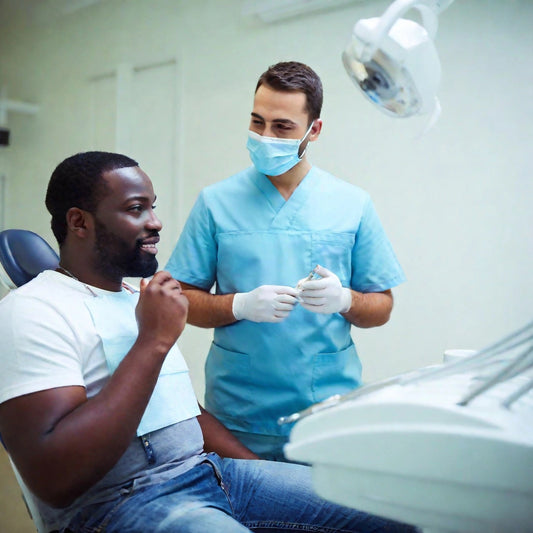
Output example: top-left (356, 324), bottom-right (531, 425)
top-left (166, 61), bottom-right (406, 460)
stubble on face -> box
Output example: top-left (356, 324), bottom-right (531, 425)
top-left (93, 218), bottom-right (158, 281)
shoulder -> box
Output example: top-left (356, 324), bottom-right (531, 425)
top-left (309, 167), bottom-right (371, 216)
top-left (311, 167), bottom-right (370, 199)
top-left (201, 166), bottom-right (256, 200)
top-left (0, 271), bottom-right (91, 322)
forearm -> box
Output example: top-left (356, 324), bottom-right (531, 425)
top-left (342, 289), bottom-right (394, 328)
top-left (180, 282), bottom-right (237, 328)
top-left (197, 405), bottom-right (259, 459)
top-left (4, 340), bottom-right (167, 508)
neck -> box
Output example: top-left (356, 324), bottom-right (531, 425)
top-left (57, 259), bottom-right (123, 292)
top-left (268, 159), bottom-right (311, 200)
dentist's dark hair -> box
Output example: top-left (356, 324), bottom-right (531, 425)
top-left (45, 151), bottom-right (138, 246)
top-left (256, 61), bottom-right (323, 123)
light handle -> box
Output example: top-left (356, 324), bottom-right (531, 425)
top-left (358, 0), bottom-right (441, 63)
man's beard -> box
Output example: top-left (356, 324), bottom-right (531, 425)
top-left (93, 220), bottom-right (158, 280)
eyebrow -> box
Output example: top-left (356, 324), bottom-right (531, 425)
top-left (250, 112), bottom-right (297, 126)
top-left (124, 194), bottom-right (157, 205)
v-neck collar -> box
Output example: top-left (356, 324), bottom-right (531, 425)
top-left (250, 167), bottom-right (316, 228)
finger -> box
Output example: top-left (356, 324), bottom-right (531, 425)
top-left (154, 270), bottom-right (175, 282)
top-left (300, 287), bottom-right (329, 298)
top-left (314, 264), bottom-right (332, 277)
top-left (300, 278), bottom-right (329, 291)
top-left (300, 296), bottom-right (327, 306)
top-left (300, 301), bottom-right (326, 312)
top-left (273, 286), bottom-right (299, 297)
top-left (153, 272), bottom-right (182, 292)
top-left (273, 301), bottom-right (296, 312)
top-left (276, 294), bottom-right (298, 304)
top-left (139, 278), bottom-right (149, 294)
top-left (265, 314), bottom-right (285, 323)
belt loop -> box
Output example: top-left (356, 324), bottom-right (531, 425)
top-left (140, 435), bottom-right (156, 465)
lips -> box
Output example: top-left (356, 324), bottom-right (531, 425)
top-left (139, 235), bottom-right (160, 255)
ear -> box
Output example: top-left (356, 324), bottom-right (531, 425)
top-left (65, 207), bottom-right (93, 239)
top-left (309, 119), bottom-right (323, 141)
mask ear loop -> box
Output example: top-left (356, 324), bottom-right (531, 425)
top-left (298, 120), bottom-right (316, 158)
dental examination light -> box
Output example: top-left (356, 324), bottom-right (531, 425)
top-left (342, 0), bottom-right (454, 130)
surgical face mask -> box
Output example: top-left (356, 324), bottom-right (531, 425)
top-left (246, 121), bottom-right (314, 176)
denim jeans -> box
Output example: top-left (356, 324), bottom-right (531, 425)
top-left (67, 454), bottom-right (417, 533)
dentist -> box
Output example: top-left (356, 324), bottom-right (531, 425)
top-left (167, 61), bottom-right (406, 460)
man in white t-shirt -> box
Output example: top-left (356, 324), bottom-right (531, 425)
top-left (0, 151), bottom-right (417, 533)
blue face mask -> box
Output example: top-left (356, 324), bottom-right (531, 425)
top-left (246, 121), bottom-right (314, 176)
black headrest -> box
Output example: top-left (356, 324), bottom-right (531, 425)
top-left (0, 229), bottom-right (59, 287)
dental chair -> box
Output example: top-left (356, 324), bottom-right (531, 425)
top-left (0, 228), bottom-right (59, 290)
top-left (0, 229), bottom-right (59, 533)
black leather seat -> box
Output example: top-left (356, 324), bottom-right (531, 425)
top-left (0, 229), bottom-right (59, 288)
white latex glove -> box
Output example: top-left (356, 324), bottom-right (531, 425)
top-left (232, 285), bottom-right (298, 323)
top-left (297, 265), bottom-right (352, 314)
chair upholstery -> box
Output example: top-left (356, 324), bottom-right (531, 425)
top-left (0, 229), bottom-right (59, 289)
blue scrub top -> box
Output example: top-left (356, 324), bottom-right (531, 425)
top-left (166, 166), bottom-right (405, 436)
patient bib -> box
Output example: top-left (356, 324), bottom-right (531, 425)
top-left (85, 288), bottom-right (200, 436)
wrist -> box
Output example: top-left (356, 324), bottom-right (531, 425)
top-left (339, 288), bottom-right (352, 314)
top-left (232, 292), bottom-right (245, 320)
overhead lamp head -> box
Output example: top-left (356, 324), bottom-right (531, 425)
top-left (343, 0), bottom-right (454, 129)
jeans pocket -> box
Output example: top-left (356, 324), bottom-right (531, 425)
top-left (68, 485), bottom-right (134, 533)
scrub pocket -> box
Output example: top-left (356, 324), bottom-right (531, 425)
top-left (205, 342), bottom-right (253, 423)
top-left (311, 233), bottom-right (354, 286)
top-left (311, 343), bottom-right (361, 403)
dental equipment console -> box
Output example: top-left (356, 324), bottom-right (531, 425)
top-left (282, 320), bottom-right (533, 532)
top-left (342, 0), bottom-right (454, 130)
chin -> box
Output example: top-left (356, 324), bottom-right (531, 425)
top-left (126, 258), bottom-right (158, 278)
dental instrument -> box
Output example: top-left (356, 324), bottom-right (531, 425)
top-left (295, 266), bottom-right (321, 301)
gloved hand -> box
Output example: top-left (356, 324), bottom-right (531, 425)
top-left (297, 265), bottom-right (352, 314)
top-left (232, 285), bottom-right (298, 323)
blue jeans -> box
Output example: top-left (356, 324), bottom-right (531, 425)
top-left (67, 454), bottom-right (417, 533)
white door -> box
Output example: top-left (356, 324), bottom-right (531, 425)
top-left (88, 59), bottom-right (181, 265)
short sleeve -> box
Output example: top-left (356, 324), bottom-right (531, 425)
top-left (351, 197), bottom-right (406, 292)
top-left (166, 191), bottom-right (218, 290)
top-left (0, 294), bottom-right (85, 404)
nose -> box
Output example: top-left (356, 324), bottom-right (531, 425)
top-left (263, 124), bottom-right (278, 137)
top-left (147, 209), bottom-right (163, 231)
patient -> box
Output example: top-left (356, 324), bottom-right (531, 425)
top-left (0, 151), bottom-right (417, 532)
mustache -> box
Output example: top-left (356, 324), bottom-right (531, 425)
top-left (136, 231), bottom-right (160, 246)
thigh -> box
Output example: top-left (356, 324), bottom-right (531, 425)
top-left (108, 505), bottom-right (252, 533)
top-left (218, 458), bottom-right (418, 533)
top-left (73, 461), bottom-right (252, 533)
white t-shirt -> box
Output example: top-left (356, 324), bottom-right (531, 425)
top-left (0, 270), bottom-right (205, 530)
top-left (0, 270), bottom-right (109, 404)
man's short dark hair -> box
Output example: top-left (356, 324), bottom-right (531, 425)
top-left (45, 151), bottom-right (138, 246)
top-left (256, 61), bottom-right (323, 123)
